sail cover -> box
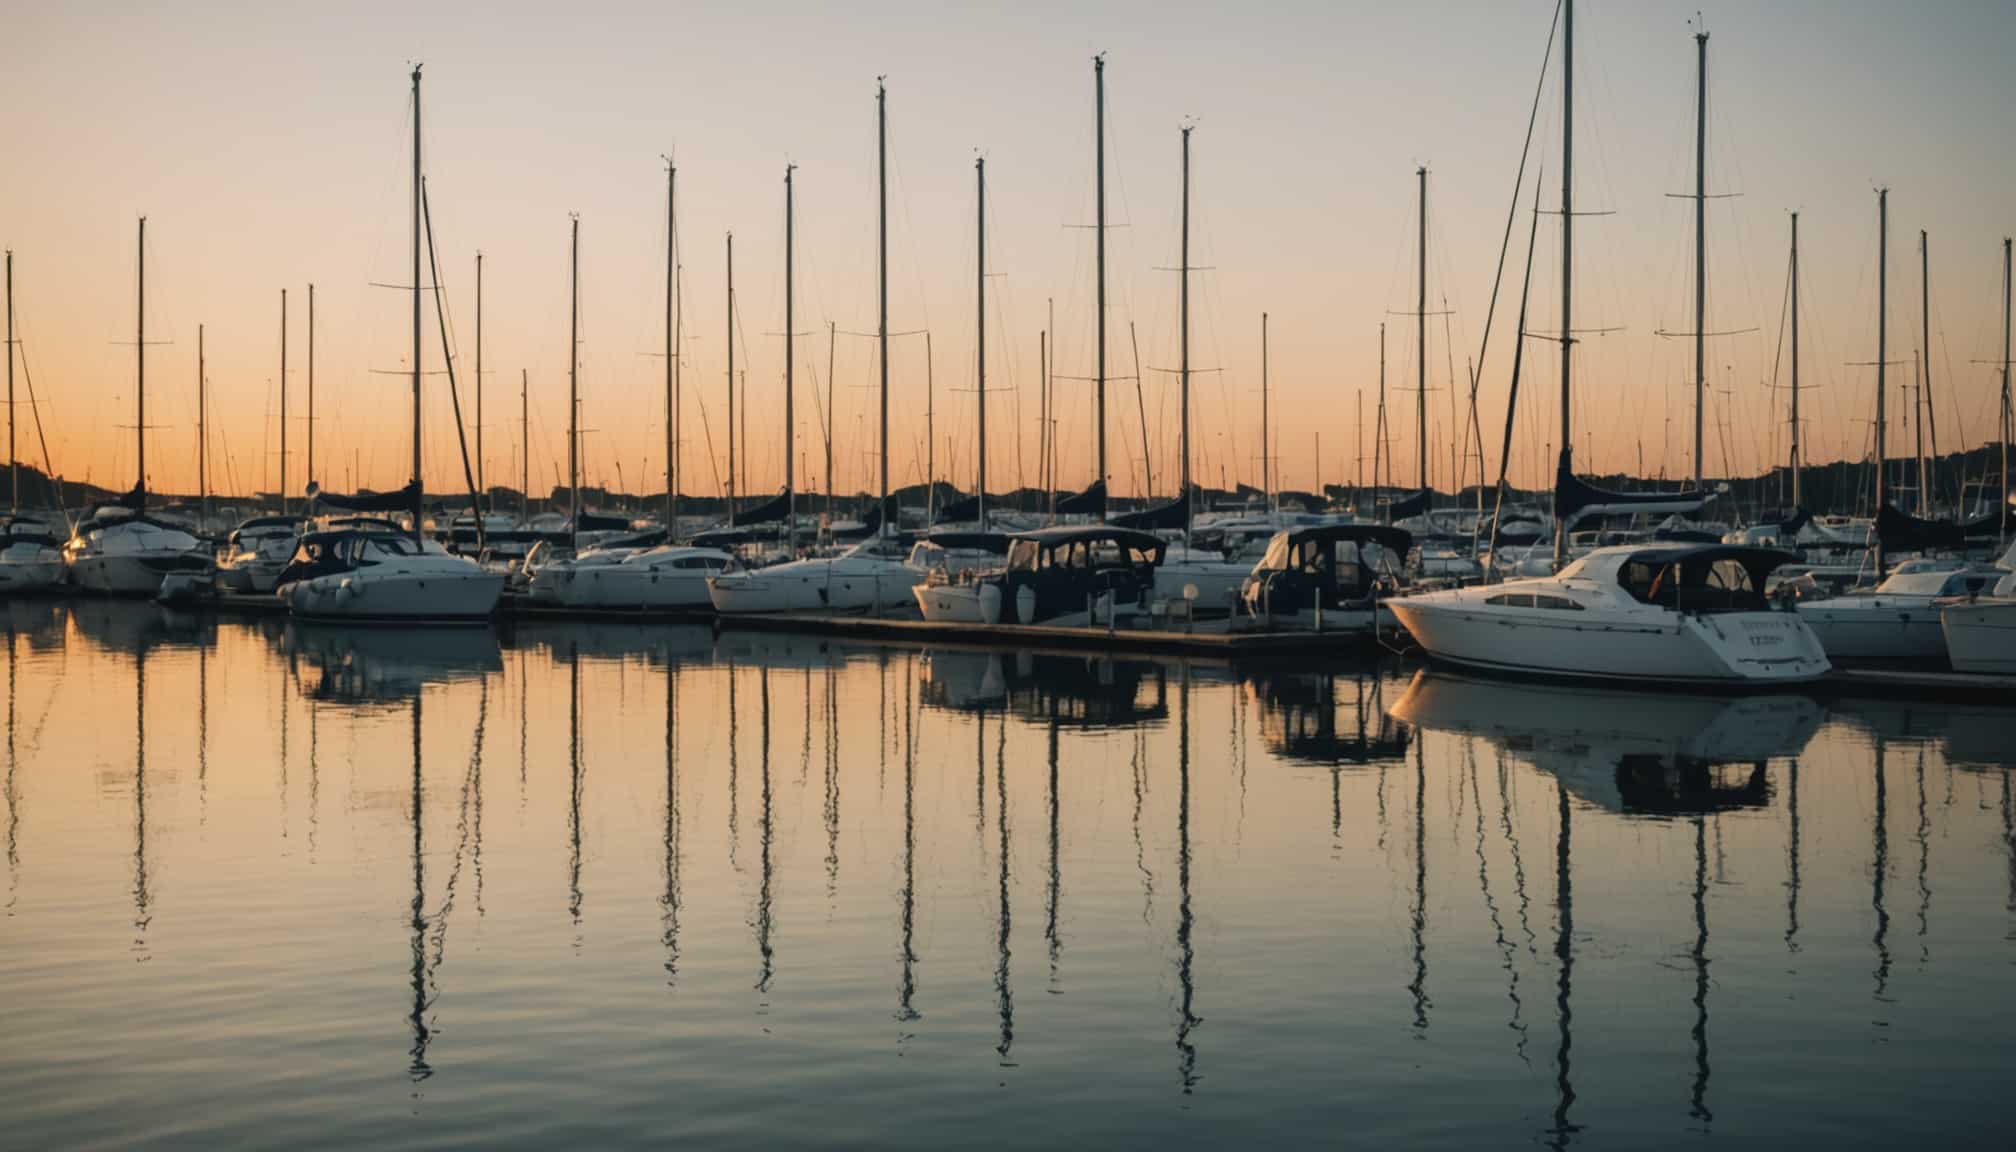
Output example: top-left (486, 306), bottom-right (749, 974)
top-left (572, 510), bottom-right (633, 533)
top-left (310, 479), bottom-right (421, 514)
top-left (1385, 489), bottom-right (1430, 522)
top-left (735, 489), bottom-right (794, 526)
top-left (1552, 450), bottom-right (1711, 524)
top-left (1053, 479), bottom-right (1106, 518)
top-left (112, 482), bottom-right (148, 510)
top-left (1875, 502), bottom-right (1964, 551)
top-left (1111, 488), bottom-right (1189, 531)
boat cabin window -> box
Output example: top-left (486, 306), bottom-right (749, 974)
top-left (1620, 554), bottom-right (1770, 613)
top-left (1258, 535), bottom-right (1291, 573)
top-left (1007, 540), bottom-right (1040, 572)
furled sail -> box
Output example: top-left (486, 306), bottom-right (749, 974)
top-left (1552, 450), bottom-right (1710, 524)
top-left (308, 479), bottom-right (421, 514)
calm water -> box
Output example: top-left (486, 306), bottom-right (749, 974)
top-left (2, 601), bottom-right (2013, 1149)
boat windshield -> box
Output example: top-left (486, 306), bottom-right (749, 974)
top-left (1618, 554), bottom-right (1770, 613)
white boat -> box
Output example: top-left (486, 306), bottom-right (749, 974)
top-left (539, 544), bottom-right (731, 611)
top-left (0, 516), bottom-right (66, 595)
top-left (64, 507), bottom-right (213, 597)
top-left (1153, 541), bottom-right (1252, 614)
top-left (1940, 595), bottom-right (2016, 674)
top-left (278, 527), bottom-right (503, 623)
top-left (216, 515), bottom-right (307, 594)
top-left (708, 535), bottom-right (925, 616)
top-left (1794, 559), bottom-right (1995, 662)
top-left (1389, 544), bottom-right (1831, 686)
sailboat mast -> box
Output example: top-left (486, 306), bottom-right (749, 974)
top-left (727, 232), bottom-right (736, 527)
top-left (137, 216), bottom-right (146, 505)
top-left (1417, 165), bottom-right (1428, 499)
top-left (474, 255), bottom-right (483, 513)
top-left (677, 163), bottom-right (685, 532)
top-left (1693, 29), bottom-right (1707, 493)
top-left (1875, 187), bottom-right (1888, 579)
top-left (198, 324), bottom-right (206, 524)
top-left (308, 282), bottom-right (316, 497)
top-left (521, 368), bottom-right (529, 519)
top-left (1553, 0), bottom-right (1573, 571)
top-left (1376, 322), bottom-right (1388, 519)
top-left (5, 249), bottom-right (12, 515)
top-left (568, 215), bottom-right (580, 548)
top-left (1920, 230), bottom-right (1936, 511)
top-left (877, 80), bottom-right (890, 533)
top-left (1094, 55), bottom-right (1107, 499)
top-left (1790, 212), bottom-right (1801, 507)
top-left (1180, 126), bottom-right (1192, 540)
top-left (784, 164), bottom-right (796, 555)
top-left (1914, 350), bottom-right (1926, 514)
top-left (825, 320), bottom-right (835, 533)
top-left (280, 288), bottom-right (288, 513)
top-left (976, 155), bottom-right (987, 533)
top-left (1261, 311), bottom-right (1270, 512)
top-left (2001, 236), bottom-right (2011, 554)
top-left (925, 331), bottom-right (935, 524)
top-left (410, 66), bottom-right (422, 543)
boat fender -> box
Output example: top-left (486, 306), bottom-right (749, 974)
top-left (979, 583), bottom-right (1004, 625)
top-left (1015, 584), bottom-right (1035, 625)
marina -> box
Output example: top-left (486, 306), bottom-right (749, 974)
top-left (6, 0), bottom-right (2016, 1146)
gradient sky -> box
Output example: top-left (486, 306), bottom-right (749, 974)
top-left (4, 0), bottom-right (2013, 503)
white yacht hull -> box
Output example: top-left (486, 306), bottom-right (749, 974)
top-left (67, 553), bottom-right (210, 597)
top-left (1940, 599), bottom-right (2016, 675)
top-left (1390, 598), bottom-right (1830, 685)
top-left (0, 559), bottom-right (64, 595)
top-left (1795, 599), bottom-right (1947, 661)
top-left (709, 562), bottom-right (924, 616)
top-left (549, 566), bottom-right (714, 611)
top-left (915, 581), bottom-right (992, 623)
top-left (285, 569), bottom-right (505, 622)
top-left (1153, 561), bottom-right (1250, 614)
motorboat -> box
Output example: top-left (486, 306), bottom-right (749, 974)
top-left (216, 515), bottom-right (308, 594)
top-left (64, 505), bottom-right (213, 597)
top-left (1388, 543), bottom-right (1831, 686)
top-left (1152, 539), bottom-right (1255, 615)
top-left (1938, 542), bottom-right (2016, 674)
top-left (708, 534), bottom-right (929, 616)
top-left (0, 515), bottom-right (66, 595)
top-left (1239, 523), bottom-right (1411, 633)
top-left (538, 544), bottom-right (732, 611)
top-left (919, 525), bottom-right (1165, 627)
top-left (276, 527), bottom-right (504, 623)
top-left (1794, 559), bottom-right (1996, 663)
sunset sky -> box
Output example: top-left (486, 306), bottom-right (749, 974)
top-left (3, 0), bottom-right (2012, 504)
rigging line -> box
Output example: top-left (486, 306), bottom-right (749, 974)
top-left (13, 340), bottom-right (66, 521)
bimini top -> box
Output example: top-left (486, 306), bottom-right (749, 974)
top-left (1009, 524), bottom-right (1167, 551)
top-left (1564, 543), bottom-right (1799, 613)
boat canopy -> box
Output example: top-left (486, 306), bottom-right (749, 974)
top-left (1610, 544), bottom-right (1797, 614)
top-left (1004, 524), bottom-right (1166, 572)
top-left (1253, 522), bottom-right (1414, 571)
top-left (1875, 502), bottom-right (1964, 551)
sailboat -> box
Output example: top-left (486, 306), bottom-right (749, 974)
top-left (63, 217), bottom-right (214, 596)
top-left (709, 86), bottom-right (932, 617)
top-left (0, 250), bottom-right (64, 595)
top-left (278, 67), bottom-right (504, 622)
top-left (1387, 0), bottom-right (1830, 686)
top-left (1938, 239), bottom-right (2016, 674)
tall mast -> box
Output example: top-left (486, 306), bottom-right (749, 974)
top-left (197, 324), bottom-right (207, 524)
top-left (137, 216), bottom-right (146, 504)
top-left (1094, 55), bottom-right (1108, 499)
top-left (1914, 350), bottom-right (1926, 514)
top-left (2000, 236), bottom-right (2011, 554)
top-left (1692, 28), bottom-right (1707, 493)
top-left (1180, 126), bottom-right (1192, 540)
top-left (410, 66), bottom-right (422, 543)
top-left (784, 164), bottom-right (796, 555)
top-left (1553, 0), bottom-right (1573, 571)
top-left (726, 232), bottom-right (736, 527)
top-left (1875, 187), bottom-right (1888, 579)
top-left (1919, 230), bottom-right (1936, 511)
top-left (474, 255), bottom-right (483, 513)
top-left (677, 161), bottom-right (685, 528)
top-left (307, 282), bottom-right (316, 497)
top-left (1789, 212), bottom-right (1801, 507)
top-left (1417, 165), bottom-right (1428, 498)
top-left (280, 288), bottom-right (288, 513)
top-left (877, 79), bottom-right (890, 533)
top-left (5, 249), bottom-right (12, 514)
top-left (1261, 312), bottom-right (1270, 512)
top-left (925, 331), bottom-right (935, 524)
top-left (976, 155), bottom-right (988, 532)
top-left (826, 320), bottom-right (835, 533)
top-left (520, 368), bottom-right (529, 519)
top-left (568, 215), bottom-right (580, 548)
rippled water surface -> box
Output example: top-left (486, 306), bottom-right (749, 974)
top-left (2, 600), bottom-right (2013, 1148)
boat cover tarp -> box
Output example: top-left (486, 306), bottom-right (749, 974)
top-left (1875, 502), bottom-right (1964, 550)
top-left (735, 490), bottom-right (794, 526)
top-left (1053, 479), bottom-right (1106, 518)
top-left (572, 510), bottom-right (634, 533)
top-left (112, 482), bottom-right (148, 510)
top-left (1111, 489), bottom-right (1189, 531)
top-left (1553, 450), bottom-right (1710, 523)
top-left (1385, 489), bottom-right (1429, 522)
top-left (310, 479), bottom-right (421, 514)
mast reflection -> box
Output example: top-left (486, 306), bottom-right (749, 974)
top-left (1689, 814), bottom-right (1712, 1125)
top-left (1174, 664), bottom-right (1199, 1093)
top-left (1785, 758), bottom-right (1801, 952)
top-left (1409, 735), bottom-right (1429, 1031)
top-left (993, 706), bottom-right (1013, 1065)
top-left (896, 652), bottom-right (919, 1029)
top-left (756, 666), bottom-right (774, 996)
top-left (1045, 716), bottom-right (1061, 983)
top-left (1467, 742), bottom-right (1528, 1063)
top-left (133, 644), bottom-right (151, 953)
top-left (568, 643), bottom-right (583, 928)
top-left (1549, 779), bottom-right (1577, 1148)
top-left (663, 652), bottom-right (682, 987)
top-left (1873, 734), bottom-right (1891, 1000)
top-left (407, 693), bottom-right (431, 1082)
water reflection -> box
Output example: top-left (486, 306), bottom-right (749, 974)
top-left (7, 608), bottom-right (2016, 1149)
